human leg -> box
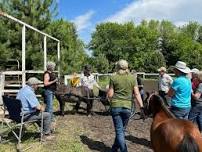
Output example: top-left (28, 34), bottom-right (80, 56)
top-left (44, 89), bottom-right (54, 120)
top-left (111, 107), bottom-right (128, 152)
top-left (170, 106), bottom-right (190, 119)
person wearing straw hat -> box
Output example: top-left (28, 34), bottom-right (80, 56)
top-left (16, 77), bottom-right (54, 140)
top-left (43, 61), bottom-right (57, 121)
top-left (107, 59), bottom-right (145, 152)
top-left (189, 71), bottom-right (202, 132)
top-left (157, 66), bottom-right (173, 106)
top-left (167, 61), bottom-right (191, 119)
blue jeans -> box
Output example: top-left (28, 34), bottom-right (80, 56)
top-left (189, 104), bottom-right (202, 132)
top-left (111, 107), bottom-right (131, 152)
top-left (170, 106), bottom-right (190, 120)
top-left (44, 89), bottom-right (54, 121)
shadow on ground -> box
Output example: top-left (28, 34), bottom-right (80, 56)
top-left (80, 135), bottom-right (111, 152)
top-left (125, 135), bottom-right (151, 148)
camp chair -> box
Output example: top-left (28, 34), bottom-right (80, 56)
top-left (1, 95), bottom-right (43, 147)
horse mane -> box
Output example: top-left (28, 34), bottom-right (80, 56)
top-left (149, 94), bottom-right (175, 118)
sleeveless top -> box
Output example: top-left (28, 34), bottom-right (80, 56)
top-left (44, 71), bottom-right (57, 91)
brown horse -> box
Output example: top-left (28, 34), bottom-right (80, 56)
top-left (145, 93), bottom-right (202, 152)
top-left (55, 84), bottom-right (109, 116)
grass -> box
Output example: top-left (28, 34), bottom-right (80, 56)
top-left (0, 100), bottom-right (88, 152)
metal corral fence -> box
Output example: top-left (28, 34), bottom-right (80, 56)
top-left (64, 72), bottom-right (175, 85)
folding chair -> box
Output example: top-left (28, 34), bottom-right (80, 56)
top-left (1, 95), bottom-right (44, 149)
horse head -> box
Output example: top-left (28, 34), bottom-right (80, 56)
top-left (144, 92), bottom-right (164, 117)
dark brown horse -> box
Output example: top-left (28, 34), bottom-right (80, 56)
top-left (145, 93), bottom-right (202, 152)
top-left (55, 84), bottom-right (109, 116)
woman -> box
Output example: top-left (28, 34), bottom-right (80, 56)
top-left (107, 59), bottom-right (144, 152)
top-left (43, 61), bottom-right (57, 121)
top-left (167, 61), bottom-right (191, 119)
top-left (189, 71), bottom-right (202, 132)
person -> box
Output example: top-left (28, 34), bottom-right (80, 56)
top-left (167, 61), bottom-right (191, 119)
top-left (107, 59), bottom-right (145, 152)
top-left (189, 71), bottom-right (202, 132)
top-left (43, 61), bottom-right (57, 121)
top-left (16, 77), bottom-right (54, 140)
top-left (70, 72), bottom-right (80, 87)
top-left (157, 66), bottom-right (173, 106)
top-left (137, 75), bottom-right (144, 101)
top-left (76, 65), bottom-right (101, 116)
top-left (191, 68), bottom-right (200, 91)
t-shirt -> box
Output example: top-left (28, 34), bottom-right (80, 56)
top-left (171, 76), bottom-right (191, 108)
top-left (80, 73), bottom-right (97, 90)
top-left (16, 85), bottom-right (40, 113)
top-left (158, 73), bottom-right (173, 93)
top-left (192, 83), bottom-right (202, 105)
top-left (109, 73), bottom-right (137, 109)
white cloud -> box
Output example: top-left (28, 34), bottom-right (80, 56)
top-left (104, 0), bottom-right (202, 26)
top-left (72, 10), bottom-right (95, 32)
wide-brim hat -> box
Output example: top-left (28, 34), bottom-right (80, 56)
top-left (172, 61), bottom-right (190, 74)
top-left (157, 67), bottom-right (166, 72)
top-left (27, 77), bottom-right (43, 85)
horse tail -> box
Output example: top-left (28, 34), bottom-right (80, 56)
top-left (177, 134), bottom-right (199, 152)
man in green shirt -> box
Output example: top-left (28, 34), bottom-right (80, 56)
top-left (107, 59), bottom-right (144, 152)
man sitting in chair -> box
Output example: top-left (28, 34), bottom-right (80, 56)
top-left (16, 77), bottom-right (54, 140)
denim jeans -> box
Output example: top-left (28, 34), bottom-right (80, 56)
top-left (24, 111), bottom-right (51, 134)
top-left (188, 104), bottom-right (202, 132)
top-left (170, 106), bottom-right (190, 120)
top-left (111, 107), bottom-right (131, 152)
top-left (44, 89), bottom-right (54, 121)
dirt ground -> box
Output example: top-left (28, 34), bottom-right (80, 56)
top-left (53, 80), bottom-right (157, 152)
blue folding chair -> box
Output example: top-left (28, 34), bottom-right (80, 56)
top-left (1, 95), bottom-right (44, 150)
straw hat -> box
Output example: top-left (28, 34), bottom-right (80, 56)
top-left (157, 67), bottom-right (166, 72)
top-left (172, 61), bottom-right (190, 74)
top-left (27, 77), bottom-right (43, 85)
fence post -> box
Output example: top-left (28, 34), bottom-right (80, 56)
top-left (0, 73), bottom-right (5, 105)
top-left (44, 36), bottom-right (47, 71)
top-left (22, 25), bottom-right (26, 87)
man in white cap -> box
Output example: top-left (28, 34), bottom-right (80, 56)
top-left (158, 66), bottom-right (173, 106)
top-left (167, 61), bottom-right (191, 119)
top-left (16, 77), bottom-right (54, 140)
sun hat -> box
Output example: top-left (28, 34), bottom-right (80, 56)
top-left (157, 67), bottom-right (166, 72)
top-left (172, 61), bottom-right (190, 74)
top-left (191, 68), bottom-right (199, 74)
top-left (117, 59), bottom-right (128, 70)
top-left (27, 77), bottom-right (43, 85)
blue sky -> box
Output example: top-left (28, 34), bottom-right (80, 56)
top-left (57, 0), bottom-right (202, 45)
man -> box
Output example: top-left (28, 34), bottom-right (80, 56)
top-left (107, 59), bottom-right (145, 152)
top-left (167, 61), bottom-right (191, 119)
top-left (158, 66), bottom-right (173, 106)
top-left (76, 65), bottom-right (101, 116)
top-left (16, 77), bottom-right (54, 140)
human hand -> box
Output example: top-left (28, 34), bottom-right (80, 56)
top-left (40, 105), bottom-right (45, 112)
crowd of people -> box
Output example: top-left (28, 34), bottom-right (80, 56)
top-left (14, 59), bottom-right (202, 151)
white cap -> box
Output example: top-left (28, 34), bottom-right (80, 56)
top-left (191, 68), bottom-right (199, 74)
top-left (117, 59), bottom-right (128, 70)
top-left (27, 77), bottom-right (43, 85)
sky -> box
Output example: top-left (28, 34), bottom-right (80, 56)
top-left (57, 0), bottom-right (202, 45)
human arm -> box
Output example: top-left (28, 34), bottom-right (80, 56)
top-left (133, 86), bottom-right (144, 108)
top-left (44, 73), bottom-right (57, 86)
top-left (167, 88), bottom-right (175, 97)
top-left (192, 83), bottom-right (202, 100)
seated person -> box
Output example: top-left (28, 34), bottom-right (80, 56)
top-left (16, 77), bottom-right (54, 140)
top-left (70, 72), bottom-right (80, 87)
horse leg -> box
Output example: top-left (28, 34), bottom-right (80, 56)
top-left (86, 99), bottom-right (94, 116)
top-left (55, 94), bottom-right (65, 116)
top-left (74, 98), bottom-right (81, 113)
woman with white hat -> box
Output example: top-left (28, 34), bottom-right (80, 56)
top-left (167, 61), bottom-right (191, 119)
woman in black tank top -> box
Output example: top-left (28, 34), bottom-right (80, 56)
top-left (43, 62), bottom-right (57, 122)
